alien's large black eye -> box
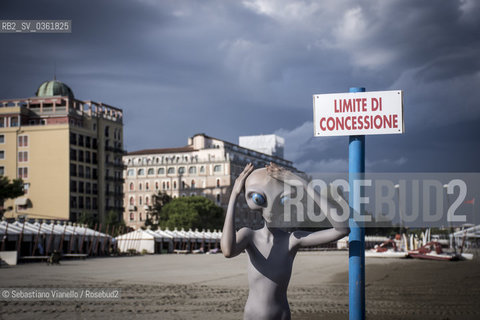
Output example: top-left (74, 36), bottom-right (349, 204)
top-left (280, 195), bottom-right (290, 205)
top-left (251, 193), bottom-right (266, 206)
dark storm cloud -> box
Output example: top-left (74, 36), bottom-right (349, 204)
top-left (1, 0), bottom-right (479, 172)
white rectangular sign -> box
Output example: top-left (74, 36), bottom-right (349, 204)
top-left (313, 90), bottom-right (404, 137)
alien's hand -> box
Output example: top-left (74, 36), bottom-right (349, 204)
top-left (232, 163), bottom-right (254, 195)
top-left (266, 162), bottom-right (304, 185)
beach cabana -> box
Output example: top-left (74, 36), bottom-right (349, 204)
top-left (452, 224), bottom-right (480, 250)
top-left (152, 229), bottom-right (174, 253)
top-left (114, 227), bottom-right (226, 254)
top-left (1, 220), bottom-right (112, 265)
top-left (116, 229), bottom-right (163, 254)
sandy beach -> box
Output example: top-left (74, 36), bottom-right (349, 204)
top-left (1, 251), bottom-right (479, 319)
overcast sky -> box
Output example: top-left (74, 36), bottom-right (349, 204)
top-left (1, 0), bottom-right (479, 173)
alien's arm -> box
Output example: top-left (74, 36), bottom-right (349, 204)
top-left (291, 228), bottom-right (347, 250)
top-left (290, 178), bottom-right (350, 250)
top-left (221, 164), bottom-right (254, 258)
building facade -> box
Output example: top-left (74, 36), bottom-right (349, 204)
top-left (123, 133), bottom-right (298, 229)
top-left (0, 80), bottom-right (124, 223)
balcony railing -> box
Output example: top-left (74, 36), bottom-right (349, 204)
top-left (105, 206), bottom-right (124, 212)
top-left (105, 190), bottom-right (123, 197)
top-left (104, 146), bottom-right (126, 154)
top-left (105, 176), bottom-right (125, 183)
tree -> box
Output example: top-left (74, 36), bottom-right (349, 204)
top-left (146, 191), bottom-right (172, 228)
top-left (0, 176), bottom-right (24, 218)
top-left (105, 210), bottom-right (126, 235)
top-left (159, 196), bottom-right (224, 230)
top-left (77, 211), bottom-right (97, 228)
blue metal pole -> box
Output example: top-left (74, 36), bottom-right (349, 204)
top-left (349, 87), bottom-right (366, 320)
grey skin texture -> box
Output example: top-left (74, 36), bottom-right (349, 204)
top-left (221, 163), bottom-right (350, 320)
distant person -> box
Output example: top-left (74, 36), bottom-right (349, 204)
top-left (48, 250), bottom-right (61, 265)
top-left (38, 242), bottom-right (44, 255)
top-left (38, 235), bottom-right (46, 255)
top-left (221, 163), bottom-right (349, 320)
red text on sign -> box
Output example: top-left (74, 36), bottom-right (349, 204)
top-left (319, 114), bottom-right (398, 131)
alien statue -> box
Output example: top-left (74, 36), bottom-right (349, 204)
top-left (221, 163), bottom-right (350, 320)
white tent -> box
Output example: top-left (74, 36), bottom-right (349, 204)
top-left (115, 227), bottom-right (223, 254)
top-left (0, 220), bottom-right (112, 259)
top-left (452, 224), bottom-right (480, 249)
top-left (116, 229), bottom-right (163, 254)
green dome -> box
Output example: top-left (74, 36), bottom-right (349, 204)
top-left (36, 80), bottom-right (74, 99)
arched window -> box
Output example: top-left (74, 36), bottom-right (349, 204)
top-left (158, 167), bottom-right (165, 175)
top-left (168, 167), bottom-right (175, 174)
top-left (129, 183), bottom-right (134, 191)
top-left (146, 182), bottom-right (149, 190)
top-left (216, 194), bottom-right (221, 203)
top-left (127, 169), bottom-right (134, 176)
top-left (178, 167), bottom-right (185, 174)
top-left (146, 196), bottom-right (149, 205)
top-left (200, 166), bottom-right (205, 173)
top-left (173, 181), bottom-right (177, 189)
top-left (129, 212), bottom-right (134, 221)
top-left (182, 181), bottom-right (186, 189)
top-left (167, 181), bottom-right (170, 189)
top-left (191, 180), bottom-right (195, 189)
top-left (155, 182), bottom-right (159, 190)
top-left (129, 197), bottom-right (134, 205)
top-left (189, 166), bottom-right (197, 174)
top-left (216, 179), bottom-right (221, 187)
top-left (138, 168), bottom-right (145, 175)
top-left (147, 168), bottom-right (154, 175)
top-left (139, 196), bottom-right (143, 205)
top-left (139, 183), bottom-right (143, 191)
top-left (214, 165), bottom-right (222, 172)
top-left (162, 181), bottom-right (166, 189)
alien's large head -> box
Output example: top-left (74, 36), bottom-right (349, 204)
top-left (244, 165), bottom-right (297, 225)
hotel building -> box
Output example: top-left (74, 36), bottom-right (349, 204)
top-left (0, 80), bottom-right (124, 223)
top-left (123, 133), bottom-right (298, 229)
